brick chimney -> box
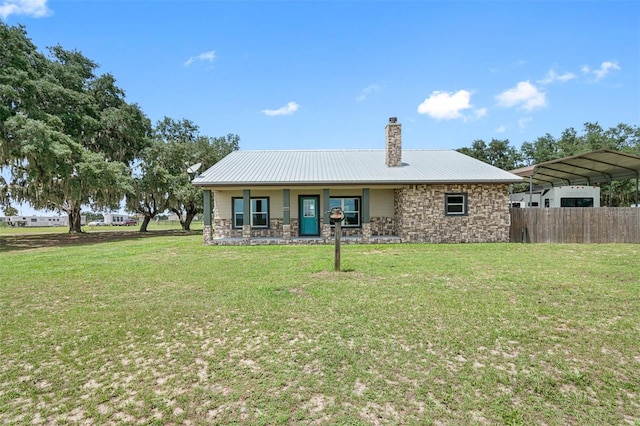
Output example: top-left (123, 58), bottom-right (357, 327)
top-left (385, 117), bottom-right (402, 167)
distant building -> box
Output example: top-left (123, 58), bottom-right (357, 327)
top-left (103, 213), bottom-right (135, 225)
top-left (0, 215), bottom-right (86, 227)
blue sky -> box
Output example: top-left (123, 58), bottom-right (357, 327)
top-left (2, 0), bottom-right (639, 216)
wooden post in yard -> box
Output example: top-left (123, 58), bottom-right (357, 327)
top-left (330, 207), bottom-right (344, 272)
top-left (334, 220), bottom-right (341, 272)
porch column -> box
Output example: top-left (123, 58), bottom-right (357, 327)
top-left (282, 189), bottom-right (291, 241)
top-left (203, 190), bottom-right (213, 245)
top-left (362, 188), bottom-right (371, 243)
top-left (322, 188), bottom-right (331, 242)
top-left (242, 189), bottom-right (251, 241)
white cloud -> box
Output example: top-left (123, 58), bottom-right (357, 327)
top-left (417, 90), bottom-right (474, 120)
top-left (262, 101), bottom-right (299, 117)
top-left (184, 50), bottom-right (216, 67)
top-left (496, 81), bottom-right (547, 111)
top-left (356, 84), bottom-right (382, 102)
top-left (538, 69), bottom-right (576, 85)
top-left (0, 0), bottom-right (50, 19)
top-left (473, 108), bottom-right (488, 120)
top-left (495, 125), bottom-right (507, 133)
top-left (581, 61), bottom-right (621, 81)
top-left (518, 117), bottom-right (533, 130)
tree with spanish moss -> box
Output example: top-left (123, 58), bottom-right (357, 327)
top-left (0, 22), bottom-right (151, 232)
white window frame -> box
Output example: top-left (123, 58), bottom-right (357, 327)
top-left (232, 197), bottom-right (270, 228)
top-left (329, 197), bottom-right (361, 227)
top-left (445, 193), bottom-right (468, 216)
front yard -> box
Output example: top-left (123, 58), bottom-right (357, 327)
top-left (1, 233), bottom-right (638, 424)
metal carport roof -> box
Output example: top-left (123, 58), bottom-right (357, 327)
top-left (510, 149), bottom-right (640, 204)
top-left (510, 149), bottom-right (640, 186)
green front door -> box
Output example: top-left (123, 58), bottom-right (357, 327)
top-left (299, 196), bottom-right (320, 236)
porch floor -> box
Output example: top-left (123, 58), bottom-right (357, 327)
top-left (207, 235), bottom-right (402, 246)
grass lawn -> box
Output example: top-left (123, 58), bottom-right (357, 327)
top-left (0, 232), bottom-right (638, 425)
top-left (0, 220), bottom-right (198, 236)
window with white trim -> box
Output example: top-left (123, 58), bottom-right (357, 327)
top-left (445, 193), bottom-right (468, 216)
top-left (329, 197), bottom-right (361, 227)
top-left (232, 197), bottom-right (270, 228)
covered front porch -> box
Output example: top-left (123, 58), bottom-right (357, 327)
top-left (201, 187), bottom-right (400, 245)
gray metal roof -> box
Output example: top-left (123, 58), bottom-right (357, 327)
top-left (510, 149), bottom-right (640, 187)
top-left (192, 149), bottom-right (523, 186)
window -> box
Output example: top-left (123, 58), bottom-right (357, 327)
top-left (330, 197), bottom-right (360, 227)
top-left (445, 193), bottom-right (468, 216)
top-left (303, 199), bottom-right (316, 218)
top-left (560, 198), bottom-right (594, 207)
top-left (232, 197), bottom-right (269, 228)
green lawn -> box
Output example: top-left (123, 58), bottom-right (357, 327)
top-left (0, 232), bottom-right (638, 425)
top-left (0, 220), bottom-right (198, 235)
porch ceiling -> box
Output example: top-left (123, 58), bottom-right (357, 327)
top-left (510, 149), bottom-right (640, 187)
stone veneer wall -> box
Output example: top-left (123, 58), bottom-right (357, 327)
top-left (214, 218), bottom-right (300, 238)
top-left (210, 184), bottom-right (510, 243)
top-left (394, 183), bottom-right (511, 243)
top-left (214, 219), bottom-right (239, 238)
top-left (370, 217), bottom-right (396, 236)
top-left (385, 122), bottom-right (402, 167)
top-left (214, 216), bottom-right (397, 239)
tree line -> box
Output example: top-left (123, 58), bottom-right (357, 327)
top-left (0, 22), bottom-right (239, 232)
top-left (3, 23), bottom-right (638, 232)
top-left (457, 123), bottom-right (640, 207)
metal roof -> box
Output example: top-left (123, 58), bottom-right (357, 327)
top-left (192, 149), bottom-right (523, 186)
top-left (510, 149), bottom-right (640, 187)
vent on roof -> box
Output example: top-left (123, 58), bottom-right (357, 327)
top-left (385, 117), bottom-right (402, 167)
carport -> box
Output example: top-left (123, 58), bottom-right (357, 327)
top-left (510, 149), bottom-right (640, 206)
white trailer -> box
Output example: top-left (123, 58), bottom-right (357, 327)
top-left (103, 213), bottom-right (136, 226)
top-left (1, 215), bottom-right (86, 227)
top-left (510, 186), bottom-right (600, 208)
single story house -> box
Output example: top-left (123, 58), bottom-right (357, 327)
top-left (192, 118), bottom-right (523, 245)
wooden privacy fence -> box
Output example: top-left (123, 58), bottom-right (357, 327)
top-left (510, 208), bottom-right (640, 243)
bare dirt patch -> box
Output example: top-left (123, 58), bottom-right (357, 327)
top-left (0, 229), bottom-right (199, 252)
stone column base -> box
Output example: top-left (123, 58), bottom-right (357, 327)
top-left (242, 225), bottom-right (251, 242)
top-left (283, 224), bottom-right (291, 241)
top-left (322, 224), bottom-right (332, 243)
top-left (203, 225), bottom-right (214, 245)
top-left (362, 223), bottom-right (372, 243)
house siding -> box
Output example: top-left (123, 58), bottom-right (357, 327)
top-left (394, 183), bottom-right (511, 243)
top-left (207, 184), bottom-right (510, 243)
